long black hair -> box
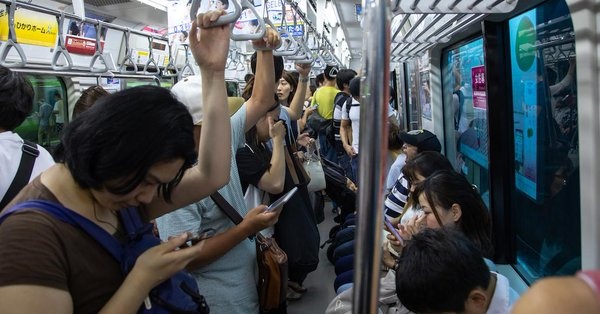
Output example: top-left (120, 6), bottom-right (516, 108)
top-left (413, 170), bottom-right (494, 258)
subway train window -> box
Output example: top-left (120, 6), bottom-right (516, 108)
top-left (13, 76), bottom-right (67, 153)
top-left (441, 37), bottom-right (490, 208)
top-left (405, 60), bottom-right (422, 130)
top-left (508, 0), bottom-right (579, 283)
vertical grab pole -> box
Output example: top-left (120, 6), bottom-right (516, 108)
top-left (353, 0), bottom-right (391, 313)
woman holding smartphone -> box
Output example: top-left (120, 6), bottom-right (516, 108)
top-left (0, 11), bottom-right (232, 313)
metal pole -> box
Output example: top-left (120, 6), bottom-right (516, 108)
top-left (353, 0), bottom-right (390, 312)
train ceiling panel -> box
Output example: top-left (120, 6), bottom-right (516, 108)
top-left (333, 0), bottom-right (362, 59)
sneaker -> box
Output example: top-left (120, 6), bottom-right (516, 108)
top-left (286, 286), bottom-right (302, 301)
top-left (288, 281), bottom-right (307, 294)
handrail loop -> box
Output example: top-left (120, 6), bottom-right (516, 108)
top-left (89, 20), bottom-right (108, 73)
top-left (163, 44), bottom-right (178, 77)
top-left (119, 29), bottom-right (138, 74)
top-left (0, 0), bottom-right (27, 67)
top-left (190, 0), bottom-right (242, 27)
top-left (144, 36), bottom-right (160, 75)
top-left (231, 0), bottom-right (267, 41)
top-left (178, 44), bottom-right (195, 80)
top-left (51, 11), bottom-right (74, 71)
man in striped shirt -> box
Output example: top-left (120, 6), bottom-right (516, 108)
top-left (384, 129), bottom-right (441, 219)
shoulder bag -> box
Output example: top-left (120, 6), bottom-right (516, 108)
top-left (210, 192), bottom-right (288, 312)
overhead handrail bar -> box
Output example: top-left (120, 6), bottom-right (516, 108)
top-left (190, 0), bottom-right (242, 27)
top-left (231, 0), bottom-right (267, 41)
top-left (51, 11), bottom-right (74, 71)
top-left (353, 0), bottom-right (390, 312)
top-left (178, 44), bottom-right (195, 80)
top-left (119, 29), bottom-right (138, 74)
top-left (10, 67), bottom-right (161, 82)
top-left (143, 36), bottom-right (160, 75)
top-left (0, 0), bottom-right (26, 67)
top-left (89, 21), bottom-right (108, 73)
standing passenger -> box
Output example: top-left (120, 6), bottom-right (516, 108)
top-left (155, 26), bottom-right (284, 313)
top-left (0, 12), bottom-right (232, 313)
top-left (0, 66), bottom-right (55, 209)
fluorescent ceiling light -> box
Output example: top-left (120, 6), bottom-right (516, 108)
top-left (136, 0), bottom-right (168, 11)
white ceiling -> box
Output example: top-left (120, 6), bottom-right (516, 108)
top-left (332, 0), bottom-right (363, 59)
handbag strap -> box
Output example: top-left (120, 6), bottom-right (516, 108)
top-left (0, 200), bottom-right (123, 262)
top-left (210, 192), bottom-right (243, 224)
top-left (210, 192), bottom-right (255, 241)
top-left (0, 141), bottom-right (39, 209)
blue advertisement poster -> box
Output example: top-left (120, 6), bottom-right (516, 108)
top-left (509, 10), bottom-right (538, 201)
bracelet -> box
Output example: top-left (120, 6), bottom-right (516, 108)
top-left (299, 76), bottom-right (309, 83)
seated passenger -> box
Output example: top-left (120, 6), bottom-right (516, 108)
top-left (384, 129), bottom-right (442, 220)
top-left (511, 270), bottom-right (600, 314)
top-left (0, 66), bottom-right (55, 209)
top-left (0, 12), bottom-right (232, 313)
top-left (395, 228), bottom-right (519, 314)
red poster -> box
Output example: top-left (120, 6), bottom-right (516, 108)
top-left (65, 35), bottom-right (104, 56)
top-left (471, 65), bottom-right (487, 110)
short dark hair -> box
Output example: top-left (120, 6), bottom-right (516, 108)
top-left (395, 228), bottom-right (491, 313)
top-left (349, 77), bottom-right (360, 98)
top-left (73, 85), bottom-right (109, 119)
top-left (0, 66), bottom-right (34, 131)
top-left (413, 170), bottom-right (494, 258)
top-left (250, 51), bottom-right (284, 82)
top-left (56, 86), bottom-right (196, 201)
top-left (336, 69), bottom-right (357, 91)
top-left (315, 73), bottom-right (325, 86)
top-left (402, 151), bottom-right (454, 185)
top-left (244, 73), bottom-right (254, 83)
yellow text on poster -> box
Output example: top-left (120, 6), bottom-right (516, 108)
top-left (0, 6), bottom-right (58, 47)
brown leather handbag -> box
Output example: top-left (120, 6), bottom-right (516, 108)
top-left (255, 233), bottom-right (288, 310)
top-left (210, 193), bottom-right (288, 312)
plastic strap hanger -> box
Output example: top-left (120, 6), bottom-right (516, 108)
top-left (0, 0), bottom-right (27, 67)
top-left (51, 11), bottom-right (74, 70)
top-left (143, 36), bottom-right (160, 75)
top-left (90, 20), bottom-right (108, 73)
top-left (119, 29), bottom-right (138, 74)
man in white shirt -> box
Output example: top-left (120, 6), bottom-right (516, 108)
top-left (0, 66), bottom-right (55, 208)
top-left (395, 228), bottom-right (519, 314)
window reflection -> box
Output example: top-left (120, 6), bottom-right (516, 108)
top-left (441, 37), bottom-right (490, 208)
top-left (508, 0), bottom-right (580, 283)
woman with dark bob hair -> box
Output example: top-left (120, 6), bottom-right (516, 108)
top-left (0, 12), bottom-right (233, 313)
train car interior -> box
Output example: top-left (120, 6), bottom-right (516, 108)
top-left (1, 0), bottom-right (600, 312)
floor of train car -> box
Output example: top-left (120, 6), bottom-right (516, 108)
top-left (288, 200), bottom-right (337, 314)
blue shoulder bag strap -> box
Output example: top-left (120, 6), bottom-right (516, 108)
top-left (0, 200), bottom-right (123, 262)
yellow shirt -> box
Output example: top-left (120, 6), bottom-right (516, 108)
top-left (310, 86), bottom-right (339, 119)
